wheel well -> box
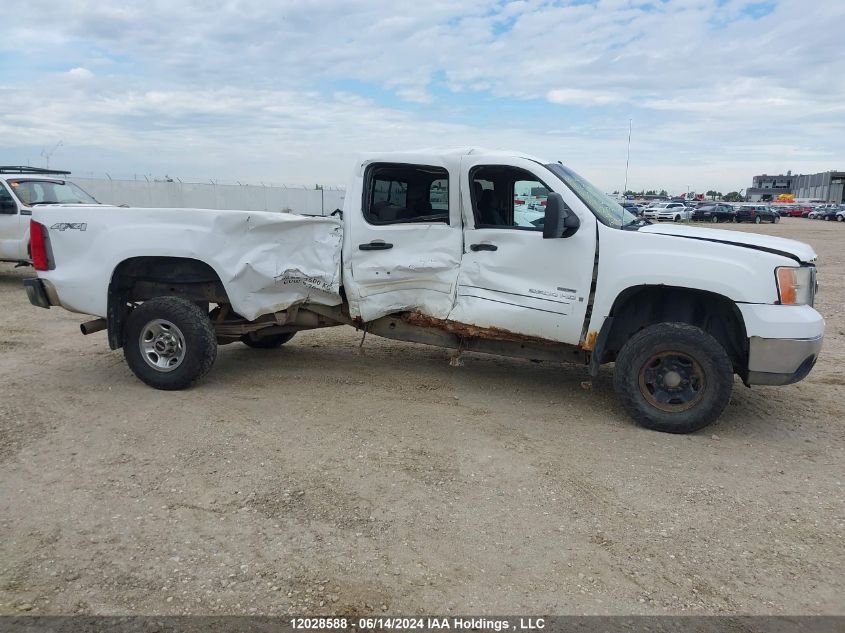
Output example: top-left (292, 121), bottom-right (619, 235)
top-left (107, 257), bottom-right (229, 350)
top-left (599, 286), bottom-right (748, 375)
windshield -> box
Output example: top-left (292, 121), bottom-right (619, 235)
top-left (545, 163), bottom-right (636, 229)
top-left (8, 179), bottom-right (99, 206)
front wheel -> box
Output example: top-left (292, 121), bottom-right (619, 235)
top-left (773, 215), bottom-right (780, 223)
top-left (710, 215), bottom-right (719, 223)
top-left (754, 216), bottom-right (762, 224)
top-left (613, 323), bottom-right (733, 433)
top-left (124, 297), bottom-right (217, 390)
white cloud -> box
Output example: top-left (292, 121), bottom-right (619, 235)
top-left (67, 67), bottom-right (93, 79)
top-left (547, 89), bottom-right (625, 106)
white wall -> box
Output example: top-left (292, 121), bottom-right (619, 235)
top-left (73, 177), bottom-right (345, 216)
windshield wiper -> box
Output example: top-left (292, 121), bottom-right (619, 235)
top-left (622, 217), bottom-right (650, 230)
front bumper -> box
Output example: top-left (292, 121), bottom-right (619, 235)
top-left (746, 334), bottom-right (823, 386)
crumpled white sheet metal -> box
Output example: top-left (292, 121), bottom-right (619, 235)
top-left (33, 206), bottom-right (343, 321)
top-left (208, 211), bottom-right (343, 320)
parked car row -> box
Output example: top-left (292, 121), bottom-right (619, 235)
top-left (806, 204), bottom-right (845, 221)
top-left (637, 201), bottom-right (780, 224)
top-left (612, 196), bottom-right (845, 225)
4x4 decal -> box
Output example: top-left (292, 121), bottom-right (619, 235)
top-left (50, 222), bottom-right (87, 232)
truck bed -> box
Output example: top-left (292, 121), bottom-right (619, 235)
top-left (32, 206), bottom-right (344, 320)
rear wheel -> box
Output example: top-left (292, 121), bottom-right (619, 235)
top-left (241, 331), bottom-right (296, 348)
top-left (773, 215), bottom-right (780, 223)
top-left (613, 323), bottom-right (733, 434)
top-left (754, 216), bottom-right (762, 224)
top-left (710, 215), bottom-right (719, 223)
top-left (124, 297), bottom-right (217, 390)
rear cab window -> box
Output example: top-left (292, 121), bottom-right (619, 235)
top-left (364, 164), bottom-right (449, 225)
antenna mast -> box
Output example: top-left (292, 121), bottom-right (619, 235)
top-left (41, 140), bottom-right (63, 170)
top-left (621, 118), bottom-right (632, 227)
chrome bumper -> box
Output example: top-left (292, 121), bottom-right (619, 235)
top-left (746, 334), bottom-right (823, 386)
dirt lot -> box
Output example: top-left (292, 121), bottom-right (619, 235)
top-left (0, 218), bottom-right (842, 616)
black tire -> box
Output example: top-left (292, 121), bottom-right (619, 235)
top-left (124, 297), bottom-right (217, 390)
top-left (754, 216), bottom-right (762, 224)
top-left (773, 215), bottom-right (780, 223)
top-left (241, 331), bottom-right (296, 348)
top-left (613, 323), bottom-right (733, 434)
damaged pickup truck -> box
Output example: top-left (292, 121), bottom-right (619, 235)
top-left (24, 148), bottom-right (824, 433)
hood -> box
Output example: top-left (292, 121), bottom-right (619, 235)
top-left (638, 223), bottom-right (816, 263)
top-left (26, 203), bottom-right (117, 209)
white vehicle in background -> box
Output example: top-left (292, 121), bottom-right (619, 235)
top-left (642, 201), bottom-right (691, 222)
top-left (0, 167), bottom-right (108, 264)
top-left (24, 147), bottom-right (824, 435)
top-left (513, 195), bottom-right (546, 228)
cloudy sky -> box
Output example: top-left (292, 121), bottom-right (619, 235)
top-left (1, 0), bottom-right (843, 193)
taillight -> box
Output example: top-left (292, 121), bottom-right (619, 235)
top-left (30, 220), bottom-right (50, 271)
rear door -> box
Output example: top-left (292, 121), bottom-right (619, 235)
top-left (343, 160), bottom-right (463, 322)
top-left (0, 181), bottom-right (23, 260)
top-left (447, 156), bottom-right (597, 345)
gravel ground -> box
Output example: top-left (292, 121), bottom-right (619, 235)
top-left (0, 218), bottom-right (842, 616)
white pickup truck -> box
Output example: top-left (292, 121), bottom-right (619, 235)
top-left (23, 148), bottom-right (824, 433)
top-left (1, 167), bottom-right (108, 264)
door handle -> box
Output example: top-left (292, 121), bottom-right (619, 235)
top-left (470, 243), bottom-right (498, 252)
top-left (359, 241), bottom-right (394, 251)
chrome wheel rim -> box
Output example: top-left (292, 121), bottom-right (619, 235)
top-left (638, 351), bottom-right (706, 413)
top-left (139, 319), bottom-right (186, 372)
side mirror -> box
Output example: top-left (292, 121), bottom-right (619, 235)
top-left (543, 192), bottom-right (580, 239)
top-left (0, 199), bottom-right (17, 214)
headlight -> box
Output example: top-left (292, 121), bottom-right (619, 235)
top-left (775, 266), bottom-right (816, 306)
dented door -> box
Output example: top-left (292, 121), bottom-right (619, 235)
top-left (344, 159), bottom-right (464, 323)
top-left (447, 156), bottom-right (597, 345)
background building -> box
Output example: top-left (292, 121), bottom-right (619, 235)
top-left (747, 170), bottom-right (844, 203)
top-left (791, 171), bottom-right (845, 203)
top-left (746, 172), bottom-right (794, 201)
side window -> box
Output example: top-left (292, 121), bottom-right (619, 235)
top-left (373, 177), bottom-right (407, 208)
top-left (429, 179), bottom-right (448, 211)
top-left (364, 163), bottom-right (449, 225)
top-left (0, 182), bottom-right (15, 213)
top-left (470, 165), bottom-right (560, 231)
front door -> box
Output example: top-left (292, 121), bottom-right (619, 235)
top-left (447, 157), bottom-right (597, 345)
top-left (343, 159), bottom-right (463, 322)
top-left (0, 182), bottom-right (23, 260)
